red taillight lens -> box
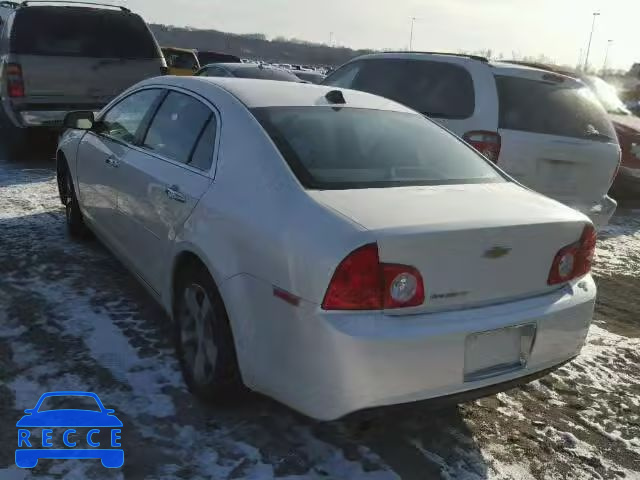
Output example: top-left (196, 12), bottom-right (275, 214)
top-left (321, 243), bottom-right (425, 310)
top-left (548, 225), bottom-right (597, 285)
top-left (6, 63), bottom-right (24, 98)
top-left (463, 131), bottom-right (501, 163)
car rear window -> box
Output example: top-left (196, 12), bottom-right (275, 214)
top-left (230, 67), bottom-right (301, 82)
top-left (495, 75), bottom-right (617, 142)
top-left (324, 59), bottom-right (476, 119)
top-left (10, 7), bottom-right (159, 59)
top-left (164, 49), bottom-right (198, 70)
top-left (252, 107), bottom-right (504, 190)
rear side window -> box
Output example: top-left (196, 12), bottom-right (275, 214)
top-left (495, 75), bottom-right (617, 142)
top-left (143, 92), bottom-right (212, 165)
top-left (10, 7), bottom-right (159, 59)
top-left (324, 59), bottom-right (475, 119)
top-left (253, 107), bottom-right (503, 190)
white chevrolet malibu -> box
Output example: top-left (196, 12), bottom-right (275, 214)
top-left (56, 76), bottom-right (597, 420)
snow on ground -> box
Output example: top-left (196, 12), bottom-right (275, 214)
top-left (0, 160), bottom-right (639, 479)
top-left (594, 209), bottom-right (640, 277)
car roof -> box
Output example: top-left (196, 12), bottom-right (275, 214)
top-left (142, 76), bottom-right (418, 112)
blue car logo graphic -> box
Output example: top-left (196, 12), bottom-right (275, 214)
top-left (16, 391), bottom-right (124, 469)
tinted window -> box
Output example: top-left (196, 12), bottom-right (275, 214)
top-left (253, 107), bottom-right (503, 189)
top-left (164, 50), bottom-right (198, 70)
top-left (324, 59), bottom-right (475, 119)
top-left (496, 75), bottom-right (617, 141)
top-left (322, 62), bottom-right (362, 88)
top-left (190, 119), bottom-right (217, 171)
top-left (229, 66), bottom-right (301, 82)
top-left (583, 76), bottom-right (631, 116)
top-left (144, 92), bottom-right (212, 164)
top-left (11, 7), bottom-right (158, 58)
top-left (101, 89), bottom-right (161, 143)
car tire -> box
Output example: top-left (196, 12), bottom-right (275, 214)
top-left (60, 166), bottom-right (89, 239)
top-left (174, 265), bottom-right (244, 402)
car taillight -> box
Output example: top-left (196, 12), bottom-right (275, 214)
top-left (463, 131), bottom-right (501, 163)
top-left (548, 225), bottom-right (597, 285)
top-left (6, 63), bottom-right (24, 98)
top-left (322, 243), bottom-right (425, 310)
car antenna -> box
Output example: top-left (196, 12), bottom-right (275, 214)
top-left (325, 90), bottom-right (345, 104)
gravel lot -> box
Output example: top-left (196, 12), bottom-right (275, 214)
top-left (0, 155), bottom-right (639, 480)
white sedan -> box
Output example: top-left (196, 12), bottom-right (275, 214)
top-left (56, 77), bottom-right (597, 420)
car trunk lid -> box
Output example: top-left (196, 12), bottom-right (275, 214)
top-left (309, 183), bottom-right (590, 312)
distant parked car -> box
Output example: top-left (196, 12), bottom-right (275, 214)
top-left (57, 77), bottom-right (597, 420)
top-left (161, 47), bottom-right (200, 76)
top-left (293, 70), bottom-right (326, 84)
top-left (0, 2), bottom-right (165, 156)
top-left (324, 53), bottom-right (621, 228)
top-left (581, 76), bottom-right (640, 198)
top-left (196, 63), bottom-right (302, 82)
top-left (196, 51), bottom-right (241, 65)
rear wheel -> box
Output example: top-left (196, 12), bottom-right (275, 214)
top-left (174, 265), bottom-right (243, 401)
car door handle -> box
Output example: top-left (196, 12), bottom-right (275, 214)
top-left (165, 185), bottom-right (186, 203)
top-left (105, 156), bottom-right (120, 168)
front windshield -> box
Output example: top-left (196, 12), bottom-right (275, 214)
top-left (586, 76), bottom-right (631, 115)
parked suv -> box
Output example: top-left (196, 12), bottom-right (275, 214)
top-left (323, 53), bottom-right (621, 227)
top-left (0, 1), bottom-right (165, 156)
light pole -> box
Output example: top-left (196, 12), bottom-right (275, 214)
top-left (602, 39), bottom-right (613, 73)
top-left (583, 12), bottom-right (600, 72)
top-left (329, 31), bottom-right (334, 47)
top-left (409, 17), bottom-right (417, 51)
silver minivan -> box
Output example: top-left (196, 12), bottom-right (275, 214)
top-left (0, 1), bottom-right (166, 155)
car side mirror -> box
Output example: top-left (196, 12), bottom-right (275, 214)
top-left (105, 409), bottom-right (115, 414)
top-left (63, 111), bottom-right (94, 130)
top-left (23, 409), bottom-right (34, 414)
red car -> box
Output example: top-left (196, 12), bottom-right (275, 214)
top-left (583, 76), bottom-right (640, 198)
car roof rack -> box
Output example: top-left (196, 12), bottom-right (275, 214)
top-left (377, 51), bottom-right (489, 63)
top-left (20, 1), bottom-right (130, 12)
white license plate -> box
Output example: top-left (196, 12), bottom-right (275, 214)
top-left (464, 324), bottom-right (536, 382)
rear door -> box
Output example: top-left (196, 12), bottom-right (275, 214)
top-left (10, 7), bottom-right (162, 107)
top-left (494, 70), bottom-right (621, 207)
top-left (114, 89), bottom-right (216, 293)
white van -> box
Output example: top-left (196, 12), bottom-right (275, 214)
top-left (324, 53), bottom-right (621, 227)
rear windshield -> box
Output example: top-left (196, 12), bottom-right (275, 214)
top-left (252, 107), bottom-right (504, 190)
top-left (10, 7), bottom-right (159, 59)
top-left (197, 52), bottom-right (240, 64)
top-left (230, 67), bottom-right (301, 82)
top-left (164, 49), bottom-right (198, 70)
top-left (324, 59), bottom-right (476, 119)
top-left (495, 75), bottom-right (617, 142)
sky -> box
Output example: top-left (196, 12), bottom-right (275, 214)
top-left (124, 0), bottom-right (638, 71)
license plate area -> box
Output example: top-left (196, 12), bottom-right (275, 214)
top-left (464, 324), bottom-right (536, 382)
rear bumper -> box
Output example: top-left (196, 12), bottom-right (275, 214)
top-left (224, 274), bottom-right (596, 420)
top-left (574, 195), bottom-right (617, 229)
